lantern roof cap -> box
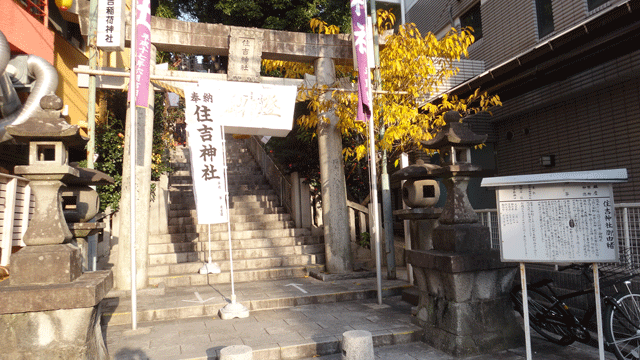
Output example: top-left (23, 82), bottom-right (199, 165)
top-left (421, 111), bottom-right (487, 149)
top-left (5, 95), bottom-right (88, 147)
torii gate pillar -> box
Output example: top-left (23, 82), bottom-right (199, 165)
top-left (315, 57), bottom-right (353, 274)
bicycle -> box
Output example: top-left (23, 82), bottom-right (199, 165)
top-left (510, 247), bottom-right (640, 360)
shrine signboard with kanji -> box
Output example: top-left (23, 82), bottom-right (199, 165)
top-left (184, 81), bottom-right (297, 224)
top-left (481, 169), bottom-right (628, 263)
top-left (97, 0), bottom-right (125, 51)
top-left (185, 81), bottom-right (297, 137)
top-left (183, 119), bottom-right (227, 224)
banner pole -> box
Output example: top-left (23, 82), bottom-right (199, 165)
top-left (218, 127), bottom-right (249, 319)
top-left (367, 96), bottom-right (382, 305)
top-left (129, 0), bottom-right (138, 331)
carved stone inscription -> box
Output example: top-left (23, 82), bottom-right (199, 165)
top-left (228, 28), bottom-right (264, 83)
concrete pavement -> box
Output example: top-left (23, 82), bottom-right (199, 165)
top-left (101, 268), bottom-right (616, 360)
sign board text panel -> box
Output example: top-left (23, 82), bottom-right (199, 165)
top-left (498, 183), bottom-right (618, 263)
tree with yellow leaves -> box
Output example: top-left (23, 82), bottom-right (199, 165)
top-left (297, 22), bottom-right (501, 164)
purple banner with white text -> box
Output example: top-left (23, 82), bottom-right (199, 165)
top-left (350, 0), bottom-right (372, 122)
top-left (135, 0), bottom-right (151, 107)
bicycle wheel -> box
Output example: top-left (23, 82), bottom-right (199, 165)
top-left (605, 292), bottom-right (640, 360)
top-left (511, 287), bottom-right (576, 345)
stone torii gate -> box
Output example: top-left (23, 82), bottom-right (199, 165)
top-left (80, 16), bottom-right (358, 289)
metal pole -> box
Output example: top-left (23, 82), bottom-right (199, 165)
top-left (367, 87), bottom-right (383, 305)
top-left (86, 0), bottom-right (98, 169)
top-left (400, 153), bottom-right (412, 284)
top-left (222, 129), bottom-right (237, 303)
top-left (129, 0), bottom-right (138, 331)
top-left (623, 207), bottom-right (631, 250)
top-left (520, 262), bottom-right (532, 360)
top-left (370, 0), bottom-right (395, 279)
top-left (594, 263), bottom-right (605, 360)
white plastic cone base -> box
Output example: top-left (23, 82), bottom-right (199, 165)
top-left (199, 262), bottom-right (221, 274)
top-left (219, 302), bottom-right (250, 320)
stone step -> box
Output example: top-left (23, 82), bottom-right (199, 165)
top-left (228, 189), bottom-right (276, 197)
top-left (148, 251), bottom-right (324, 268)
top-left (228, 206), bottom-right (287, 215)
top-left (149, 233), bottom-right (319, 247)
top-left (169, 202), bottom-right (197, 211)
top-left (148, 264), bottom-right (326, 287)
top-left (148, 242), bottom-right (324, 258)
top-left (169, 190), bottom-right (278, 204)
top-left (228, 200), bottom-right (281, 209)
top-left (168, 217), bottom-right (293, 231)
top-left (166, 203), bottom-right (288, 215)
top-left (167, 221), bottom-right (298, 235)
top-left (168, 214), bottom-right (294, 228)
top-left (230, 194), bottom-right (278, 203)
top-left (101, 286), bottom-right (412, 328)
top-left (168, 211), bottom-right (292, 224)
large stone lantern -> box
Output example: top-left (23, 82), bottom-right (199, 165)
top-left (405, 111), bottom-right (521, 357)
top-left (0, 95), bottom-right (113, 359)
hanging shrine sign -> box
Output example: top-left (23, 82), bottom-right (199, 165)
top-left (184, 81), bottom-right (297, 224)
top-left (185, 81), bottom-right (297, 137)
top-left (97, 0), bottom-right (125, 51)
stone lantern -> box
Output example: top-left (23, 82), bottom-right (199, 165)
top-left (63, 165), bottom-right (114, 271)
top-left (405, 111), bottom-right (521, 357)
top-left (391, 159), bottom-right (442, 252)
top-left (6, 95), bottom-right (84, 247)
top-left (0, 95), bottom-right (112, 360)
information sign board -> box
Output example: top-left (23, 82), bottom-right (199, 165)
top-left (481, 169), bottom-right (627, 263)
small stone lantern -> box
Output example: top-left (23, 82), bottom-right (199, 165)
top-left (6, 95), bottom-right (86, 247)
top-left (391, 160), bottom-right (442, 252)
top-left (422, 111), bottom-right (487, 226)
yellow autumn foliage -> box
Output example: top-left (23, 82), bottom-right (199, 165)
top-left (297, 22), bottom-right (501, 162)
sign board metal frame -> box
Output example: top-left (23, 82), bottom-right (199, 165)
top-left (481, 168), bottom-right (628, 360)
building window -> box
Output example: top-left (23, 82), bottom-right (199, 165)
top-left (536, 0), bottom-right (554, 38)
top-left (460, 3), bottom-right (483, 40)
top-left (588, 0), bottom-right (609, 11)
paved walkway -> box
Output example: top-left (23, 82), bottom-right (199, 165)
top-left (102, 269), bottom-right (617, 360)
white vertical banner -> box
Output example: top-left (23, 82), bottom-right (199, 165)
top-left (185, 84), bottom-right (228, 224)
top-left (97, 0), bottom-right (125, 51)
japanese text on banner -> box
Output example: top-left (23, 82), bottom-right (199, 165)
top-left (184, 85), bottom-right (228, 224)
top-left (135, 0), bottom-right (151, 107)
top-left (350, 0), bottom-right (372, 122)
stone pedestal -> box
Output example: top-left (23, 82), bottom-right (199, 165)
top-left (10, 244), bottom-right (82, 285)
top-left (406, 227), bottom-right (522, 357)
top-left (0, 270), bottom-right (113, 360)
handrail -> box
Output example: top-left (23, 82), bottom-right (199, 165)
top-left (347, 200), bottom-right (369, 213)
top-left (245, 136), bottom-right (293, 214)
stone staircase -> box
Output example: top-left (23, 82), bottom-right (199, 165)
top-left (147, 136), bottom-right (325, 288)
